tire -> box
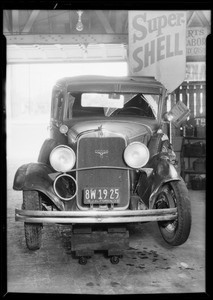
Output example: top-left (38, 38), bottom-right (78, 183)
top-left (23, 191), bottom-right (43, 250)
top-left (156, 180), bottom-right (191, 246)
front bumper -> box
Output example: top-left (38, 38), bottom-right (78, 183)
top-left (15, 208), bottom-right (177, 224)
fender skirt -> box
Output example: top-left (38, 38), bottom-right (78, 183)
top-left (148, 156), bottom-right (181, 209)
top-left (13, 163), bottom-right (64, 210)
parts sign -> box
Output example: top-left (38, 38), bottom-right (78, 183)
top-left (128, 11), bottom-right (186, 93)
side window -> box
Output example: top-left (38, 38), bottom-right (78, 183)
top-left (51, 89), bottom-right (64, 120)
top-left (63, 93), bottom-right (77, 119)
top-left (67, 93), bottom-right (75, 119)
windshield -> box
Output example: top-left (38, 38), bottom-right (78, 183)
top-left (63, 92), bottom-right (159, 119)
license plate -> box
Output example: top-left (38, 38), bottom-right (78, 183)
top-left (84, 187), bottom-right (120, 204)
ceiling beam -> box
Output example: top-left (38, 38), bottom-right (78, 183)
top-left (124, 15), bottom-right (128, 33)
top-left (196, 11), bottom-right (211, 27)
top-left (22, 10), bottom-right (40, 33)
top-left (7, 57), bottom-right (126, 65)
top-left (5, 34), bottom-right (128, 45)
top-left (6, 43), bottom-right (126, 64)
top-left (3, 11), bottom-right (11, 33)
top-left (47, 10), bottom-right (53, 34)
top-left (186, 11), bottom-right (194, 25)
top-left (115, 11), bottom-right (123, 33)
top-left (186, 11), bottom-right (196, 26)
top-left (12, 10), bottom-right (19, 33)
top-left (3, 22), bottom-right (9, 33)
top-left (95, 11), bottom-right (114, 34)
top-left (69, 11), bottom-right (73, 33)
top-left (87, 10), bottom-right (92, 32)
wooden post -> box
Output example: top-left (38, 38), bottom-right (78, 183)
top-left (201, 83), bottom-right (206, 117)
top-left (188, 84), bottom-right (195, 119)
top-left (195, 84), bottom-right (201, 118)
top-left (175, 86), bottom-right (180, 104)
top-left (182, 85), bottom-right (188, 106)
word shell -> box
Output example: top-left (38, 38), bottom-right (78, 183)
top-left (128, 11), bottom-right (186, 92)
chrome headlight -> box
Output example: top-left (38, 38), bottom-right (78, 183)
top-left (124, 142), bottom-right (150, 169)
top-left (50, 145), bottom-right (76, 172)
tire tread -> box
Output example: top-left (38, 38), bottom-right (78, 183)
top-left (158, 179), bottom-right (191, 246)
top-left (23, 191), bottom-right (42, 250)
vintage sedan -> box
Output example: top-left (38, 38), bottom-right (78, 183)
top-left (14, 76), bottom-right (191, 262)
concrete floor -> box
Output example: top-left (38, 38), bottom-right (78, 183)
top-left (7, 158), bottom-right (205, 294)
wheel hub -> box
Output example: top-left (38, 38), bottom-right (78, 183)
top-left (156, 187), bottom-right (177, 232)
top-left (164, 222), bottom-right (176, 233)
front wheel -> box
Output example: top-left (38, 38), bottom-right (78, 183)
top-left (23, 191), bottom-right (43, 250)
top-left (155, 180), bottom-right (191, 246)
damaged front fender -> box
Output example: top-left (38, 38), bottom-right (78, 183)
top-left (13, 163), bottom-right (64, 210)
top-left (137, 153), bottom-right (181, 209)
top-left (148, 155), bottom-right (181, 208)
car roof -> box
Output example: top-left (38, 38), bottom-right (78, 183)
top-left (54, 75), bottom-right (165, 94)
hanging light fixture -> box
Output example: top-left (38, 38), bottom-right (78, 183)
top-left (76, 10), bottom-right (84, 31)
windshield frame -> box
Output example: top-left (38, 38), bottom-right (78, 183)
top-left (62, 91), bottom-right (161, 121)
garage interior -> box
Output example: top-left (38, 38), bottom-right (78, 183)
top-left (4, 10), bottom-right (208, 294)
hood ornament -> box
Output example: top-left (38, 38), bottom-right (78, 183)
top-left (95, 149), bottom-right (109, 158)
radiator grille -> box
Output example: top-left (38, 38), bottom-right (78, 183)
top-left (76, 136), bottom-right (129, 209)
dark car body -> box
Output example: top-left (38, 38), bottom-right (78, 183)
top-left (14, 76), bottom-right (190, 244)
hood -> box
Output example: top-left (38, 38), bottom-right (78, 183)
top-left (67, 118), bottom-right (158, 145)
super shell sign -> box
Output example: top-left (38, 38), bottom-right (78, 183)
top-left (128, 11), bottom-right (186, 93)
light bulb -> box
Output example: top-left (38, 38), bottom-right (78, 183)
top-left (76, 21), bottom-right (83, 31)
top-left (76, 10), bottom-right (83, 31)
